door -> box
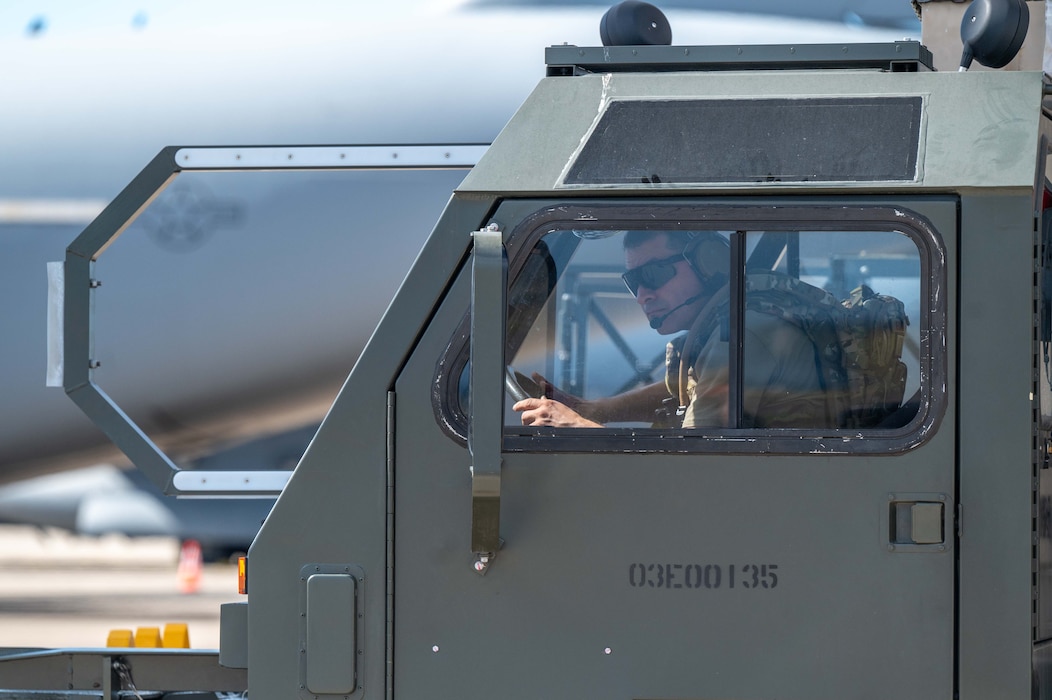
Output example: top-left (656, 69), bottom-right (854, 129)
top-left (393, 197), bottom-right (956, 700)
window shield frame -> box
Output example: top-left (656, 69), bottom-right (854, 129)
top-left (433, 200), bottom-right (947, 455)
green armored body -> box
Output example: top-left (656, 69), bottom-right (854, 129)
top-left (247, 28), bottom-right (1045, 700)
top-left (251, 2), bottom-right (1049, 695)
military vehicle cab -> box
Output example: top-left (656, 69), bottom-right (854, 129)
top-left (7, 0), bottom-right (1050, 698)
top-left (241, 2), bottom-right (1046, 698)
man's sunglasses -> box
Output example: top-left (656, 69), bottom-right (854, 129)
top-left (621, 254), bottom-right (685, 296)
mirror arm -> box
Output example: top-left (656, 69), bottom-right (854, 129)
top-left (468, 224), bottom-right (507, 573)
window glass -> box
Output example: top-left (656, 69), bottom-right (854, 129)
top-left (503, 226), bottom-right (923, 432)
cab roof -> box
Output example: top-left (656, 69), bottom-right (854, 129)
top-left (460, 42), bottom-right (1042, 195)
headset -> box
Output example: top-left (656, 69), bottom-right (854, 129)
top-left (681, 231), bottom-right (731, 295)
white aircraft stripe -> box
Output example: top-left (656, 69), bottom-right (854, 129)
top-left (0, 199), bottom-right (107, 225)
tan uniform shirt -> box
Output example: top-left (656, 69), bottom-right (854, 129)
top-left (669, 309), bottom-right (829, 429)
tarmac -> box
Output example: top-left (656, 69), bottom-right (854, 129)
top-left (0, 525), bottom-right (239, 650)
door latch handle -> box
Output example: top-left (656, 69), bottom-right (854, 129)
top-left (886, 493), bottom-right (950, 552)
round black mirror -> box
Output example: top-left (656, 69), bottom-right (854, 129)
top-left (600, 1), bottom-right (672, 47)
top-left (959, 0), bottom-right (1029, 70)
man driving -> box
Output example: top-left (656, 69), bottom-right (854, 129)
top-left (512, 230), bottom-right (828, 429)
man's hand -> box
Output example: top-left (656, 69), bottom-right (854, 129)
top-left (513, 374), bottom-right (670, 426)
top-left (512, 397), bottom-right (603, 428)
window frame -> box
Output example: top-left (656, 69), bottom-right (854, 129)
top-left (433, 199), bottom-right (947, 455)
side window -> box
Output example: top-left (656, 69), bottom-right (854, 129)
top-left (741, 230), bottom-right (920, 429)
top-left (502, 220), bottom-right (925, 437)
top-left (506, 229), bottom-right (671, 428)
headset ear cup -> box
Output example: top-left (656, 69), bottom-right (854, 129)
top-left (683, 233), bottom-right (730, 290)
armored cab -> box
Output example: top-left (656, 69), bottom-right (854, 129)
top-left (237, 32), bottom-right (1052, 700)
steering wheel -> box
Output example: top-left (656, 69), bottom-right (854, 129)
top-left (504, 368), bottom-right (544, 402)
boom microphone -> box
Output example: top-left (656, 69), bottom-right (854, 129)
top-left (648, 293), bottom-right (705, 330)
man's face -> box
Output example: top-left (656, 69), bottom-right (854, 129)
top-left (624, 233), bottom-right (706, 335)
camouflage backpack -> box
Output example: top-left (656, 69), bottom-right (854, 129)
top-left (743, 273), bottom-right (910, 429)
